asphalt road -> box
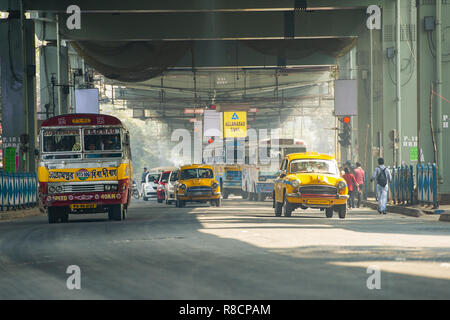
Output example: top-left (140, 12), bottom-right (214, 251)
top-left (0, 198), bottom-right (449, 299)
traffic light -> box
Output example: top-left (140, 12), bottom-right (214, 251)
top-left (19, 133), bottom-right (30, 153)
top-left (338, 116), bottom-right (351, 147)
top-left (208, 137), bottom-right (215, 144)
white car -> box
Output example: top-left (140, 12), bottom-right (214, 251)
top-left (164, 170), bottom-right (179, 205)
top-left (142, 172), bottom-right (160, 201)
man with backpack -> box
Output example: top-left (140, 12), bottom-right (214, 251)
top-left (370, 158), bottom-right (392, 214)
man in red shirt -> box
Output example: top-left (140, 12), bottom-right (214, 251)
top-left (353, 162), bottom-right (365, 208)
top-left (343, 167), bottom-right (358, 209)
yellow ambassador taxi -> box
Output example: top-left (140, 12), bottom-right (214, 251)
top-left (273, 152), bottom-right (349, 219)
top-left (174, 164), bottom-right (221, 207)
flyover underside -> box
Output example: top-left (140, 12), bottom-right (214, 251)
top-left (1, 0), bottom-right (450, 197)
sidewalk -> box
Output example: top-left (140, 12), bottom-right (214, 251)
top-left (362, 198), bottom-right (450, 222)
top-left (0, 206), bottom-right (45, 221)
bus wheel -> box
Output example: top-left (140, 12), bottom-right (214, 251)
top-left (48, 207), bottom-right (60, 224)
top-left (110, 204), bottom-right (124, 221)
top-left (325, 208), bottom-right (334, 218)
top-left (215, 198), bottom-right (221, 207)
top-left (61, 207), bottom-right (69, 223)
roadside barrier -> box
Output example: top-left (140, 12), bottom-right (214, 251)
top-left (0, 172), bottom-right (38, 211)
top-left (416, 163), bottom-right (438, 208)
top-left (390, 165), bottom-right (414, 205)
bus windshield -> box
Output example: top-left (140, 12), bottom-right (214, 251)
top-left (84, 128), bottom-right (121, 151)
top-left (225, 170), bottom-right (242, 181)
top-left (43, 129), bottom-right (81, 152)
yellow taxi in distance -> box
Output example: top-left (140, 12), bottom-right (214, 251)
top-left (174, 164), bottom-right (221, 207)
top-left (273, 152), bottom-right (349, 218)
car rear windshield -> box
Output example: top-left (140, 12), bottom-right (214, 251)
top-left (160, 172), bottom-right (170, 183)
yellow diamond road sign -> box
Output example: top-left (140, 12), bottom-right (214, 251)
top-left (223, 111), bottom-right (247, 138)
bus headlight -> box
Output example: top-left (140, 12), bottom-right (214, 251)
top-left (212, 182), bottom-right (218, 189)
top-left (180, 184), bottom-right (187, 190)
top-left (49, 186), bottom-right (56, 194)
top-left (291, 179), bottom-right (300, 188)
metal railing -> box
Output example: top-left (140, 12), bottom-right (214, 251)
top-left (416, 163), bottom-right (439, 208)
top-left (390, 165), bottom-right (415, 206)
top-left (0, 172), bottom-right (38, 211)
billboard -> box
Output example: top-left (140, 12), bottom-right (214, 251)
top-left (75, 88), bottom-right (99, 114)
top-left (334, 80), bottom-right (357, 116)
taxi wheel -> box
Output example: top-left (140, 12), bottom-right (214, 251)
top-left (274, 201), bottom-right (282, 216)
top-left (337, 204), bottom-right (347, 219)
top-left (283, 195), bottom-right (293, 217)
top-left (215, 198), bottom-right (221, 207)
top-left (223, 192), bottom-right (229, 199)
top-left (325, 208), bottom-right (334, 218)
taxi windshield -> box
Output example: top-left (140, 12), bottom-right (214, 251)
top-left (290, 159), bottom-right (338, 175)
top-left (42, 129), bottom-right (81, 152)
top-left (180, 168), bottom-right (213, 180)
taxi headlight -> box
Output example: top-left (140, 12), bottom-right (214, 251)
top-left (291, 179), bottom-right (300, 188)
top-left (212, 182), bottom-right (218, 189)
top-left (180, 184), bottom-right (187, 190)
top-left (49, 186), bottom-right (56, 193)
top-left (104, 185), bottom-right (111, 191)
top-left (337, 181), bottom-right (347, 190)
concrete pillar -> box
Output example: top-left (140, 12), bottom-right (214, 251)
top-left (0, 4), bottom-right (36, 172)
top-left (382, 1), bottom-right (418, 168)
top-left (417, 1), bottom-right (450, 199)
top-left (38, 43), bottom-right (69, 119)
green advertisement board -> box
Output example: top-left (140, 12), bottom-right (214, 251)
top-left (4, 147), bottom-right (17, 173)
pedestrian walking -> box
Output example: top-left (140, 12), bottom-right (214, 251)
top-left (343, 167), bottom-right (358, 209)
top-left (141, 167), bottom-right (149, 196)
top-left (353, 162), bottom-right (365, 208)
top-left (370, 158), bottom-right (392, 214)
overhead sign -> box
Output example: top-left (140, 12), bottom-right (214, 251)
top-left (223, 111), bottom-right (247, 138)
